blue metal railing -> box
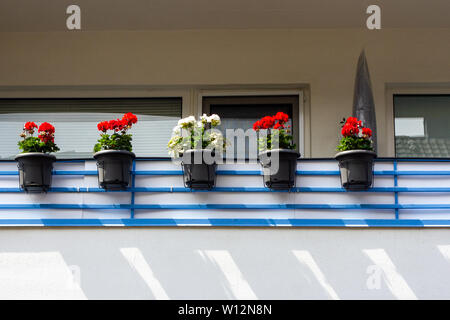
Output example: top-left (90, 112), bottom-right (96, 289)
top-left (1, 186), bottom-right (450, 193)
top-left (0, 203), bottom-right (450, 210)
top-left (2, 169), bottom-right (450, 176)
top-left (1, 218), bottom-right (450, 227)
top-left (130, 160), bottom-right (136, 219)
top-left (0, 158), bottom-right (449, 227)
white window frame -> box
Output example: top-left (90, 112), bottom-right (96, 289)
top-left (0, 85), bottom-right (190, 158)
top-left (196, 87), bottom-right (309, 157)
top-left (386, 84), bottom-right (450, 157)
top-left (0, 85), bottom-right (310, 157)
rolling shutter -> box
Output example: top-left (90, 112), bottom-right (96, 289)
top-left (0, 98), bottom-right (182, 159)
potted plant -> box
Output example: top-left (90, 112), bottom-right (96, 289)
top-left (15, 121), bottom-right (60, 193)
top-left (168, 114), bottom-right (226, 190)
top-left (93, 113), bottom-right (138, 190)
top-left (253, 112), bottom-right (300, 190)
top-left (335, 117), bottom-right (376, 190)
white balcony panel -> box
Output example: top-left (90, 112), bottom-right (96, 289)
top-left (0, 158), bottom-right (447, 226)
top-left (134, 209), bottom-right (295, 220)
top-left (294, 210), bottom-right (394, 220)
top-left (398, 176), bottom-right (450, 188)
top-left (399, 210), bottom-right (450, 220)
top-left (0, 209), bottom-right (82, 219)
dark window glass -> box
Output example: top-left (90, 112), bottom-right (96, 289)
top-left (394, 95), bottom-right (450, 158)
top-left (203, 95), bottom-right (299, 159)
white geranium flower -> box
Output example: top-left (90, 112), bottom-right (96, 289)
top-left (168, 135), bottom-right (185, 158)
top-left (178, 116), bottom-right (196, 128)
top-left (186, 116), bottom-right (196, 122)
top-left (169, 114), bottom-right (227, 157)
top-left (201, 113), bottom-right (209, 123)
top-left (208, 114), bottom-right (221, 126)
top-left (205, 131), bottom-right (225, 154)
top-left (168, 135), bottom-right (181, 148)
top-left (172, 125), bottom-right (181, 135)
top-left (169, 146), bottom-right (182, 158)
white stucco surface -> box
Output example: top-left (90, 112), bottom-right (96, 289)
top-left (0, 227), bottom-right (449, 299)
top-left (2, 28), bottom-right (450, 157)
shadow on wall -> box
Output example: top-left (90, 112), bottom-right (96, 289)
top-left (0, 228), bottom-right (449, 300)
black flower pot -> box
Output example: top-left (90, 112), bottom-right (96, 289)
top-left (259, 149), bottom-right (300, 190)
top-left (335, 150), bottom-right (377, 191)
top-left (181, 149), bottom-right (217, 190)
top-left (93, 150), bottom-right (135, 190)
top-left (15, 153), bottom-right (56, 193)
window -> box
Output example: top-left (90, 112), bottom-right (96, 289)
top-left (0, 97), bottom-right (182, 159)
top-left (394, 95), bottom-right (450, 158)
top-left (203, 95), bottom-right (299, 159)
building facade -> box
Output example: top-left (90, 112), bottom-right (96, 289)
top-left (0, 1), bottom-right (450, 299)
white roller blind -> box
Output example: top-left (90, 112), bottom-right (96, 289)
top-left (0, 98), bottom-right (182, 159)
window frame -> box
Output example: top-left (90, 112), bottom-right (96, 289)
top-left (393, 93), bottom-right (450, 158)
top-left (197, 88), bottom-right (306, 157)
top-left (0, 85), bottom-right (309, 159)
top-left (0, 85), bottom-right (190, 160)
top-left (386, 84), bottom-right (450, 157)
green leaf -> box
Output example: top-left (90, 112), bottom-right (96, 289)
top-left (93, 132), bottom-right (133, 152)
top-left (337, 136), bottom-right (373, 151)
top-left (18, 137), bottom-right (60, 153)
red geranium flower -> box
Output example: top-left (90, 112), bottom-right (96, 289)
top-left (345, 117), bottom-right (358, 126)
top-left (251, 112), bottom-right (294, 149)
top-left (36, 122), bottom-right (56, 143)
top-left (274, 122), bottom-right (284, 130)
top-left (94, 113), bottom-right (136, 153)
top-left (260, 116), bottom-right (275, 129)
top-left (253, 120), bottom-right (262, 131)
top-left (254, 113), bottom-right (289, 131)
top-left (118, 118), bottom-right (129, 131)
top-left (337, 116), bottom-right (374, 152)
top-left (38, 134), bottom-right (54, 144)
top-left (97, 121), bottom-right (110, 132)
top-left (108, 119), bottom-right (119, 131)
top-left (24, 122), bottom-right (38, 132)
top-left (362, 127), bottom-right (372, 137)
top-left (341, 123), bottom-right (351, 137)
top-left (122, 112), bottom-right (138, 126)
top-left (341, 123), bottom-right (359, 137)
top-left (115, 119), bottom-right (123, 131)
top-left (38, 122), bottom-right (55, 134)
top-left (274, 112), bottom-right (289, 123)
top-left (99, 113), bottom-right (137, 133)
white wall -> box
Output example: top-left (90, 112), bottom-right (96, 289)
top-left (1, 28), bottom-right (450, 157)
top-left (1, 28), bottom-right (450, 300)
top-left (0, 227), bottom-right (449, 299)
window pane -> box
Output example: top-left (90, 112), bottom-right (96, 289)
top-left (0, 98), bottom-right (182, 159)
top-left (204, 96), bottom-right (298, 159)
top-left (394, 95), bottom-right (450, 158)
